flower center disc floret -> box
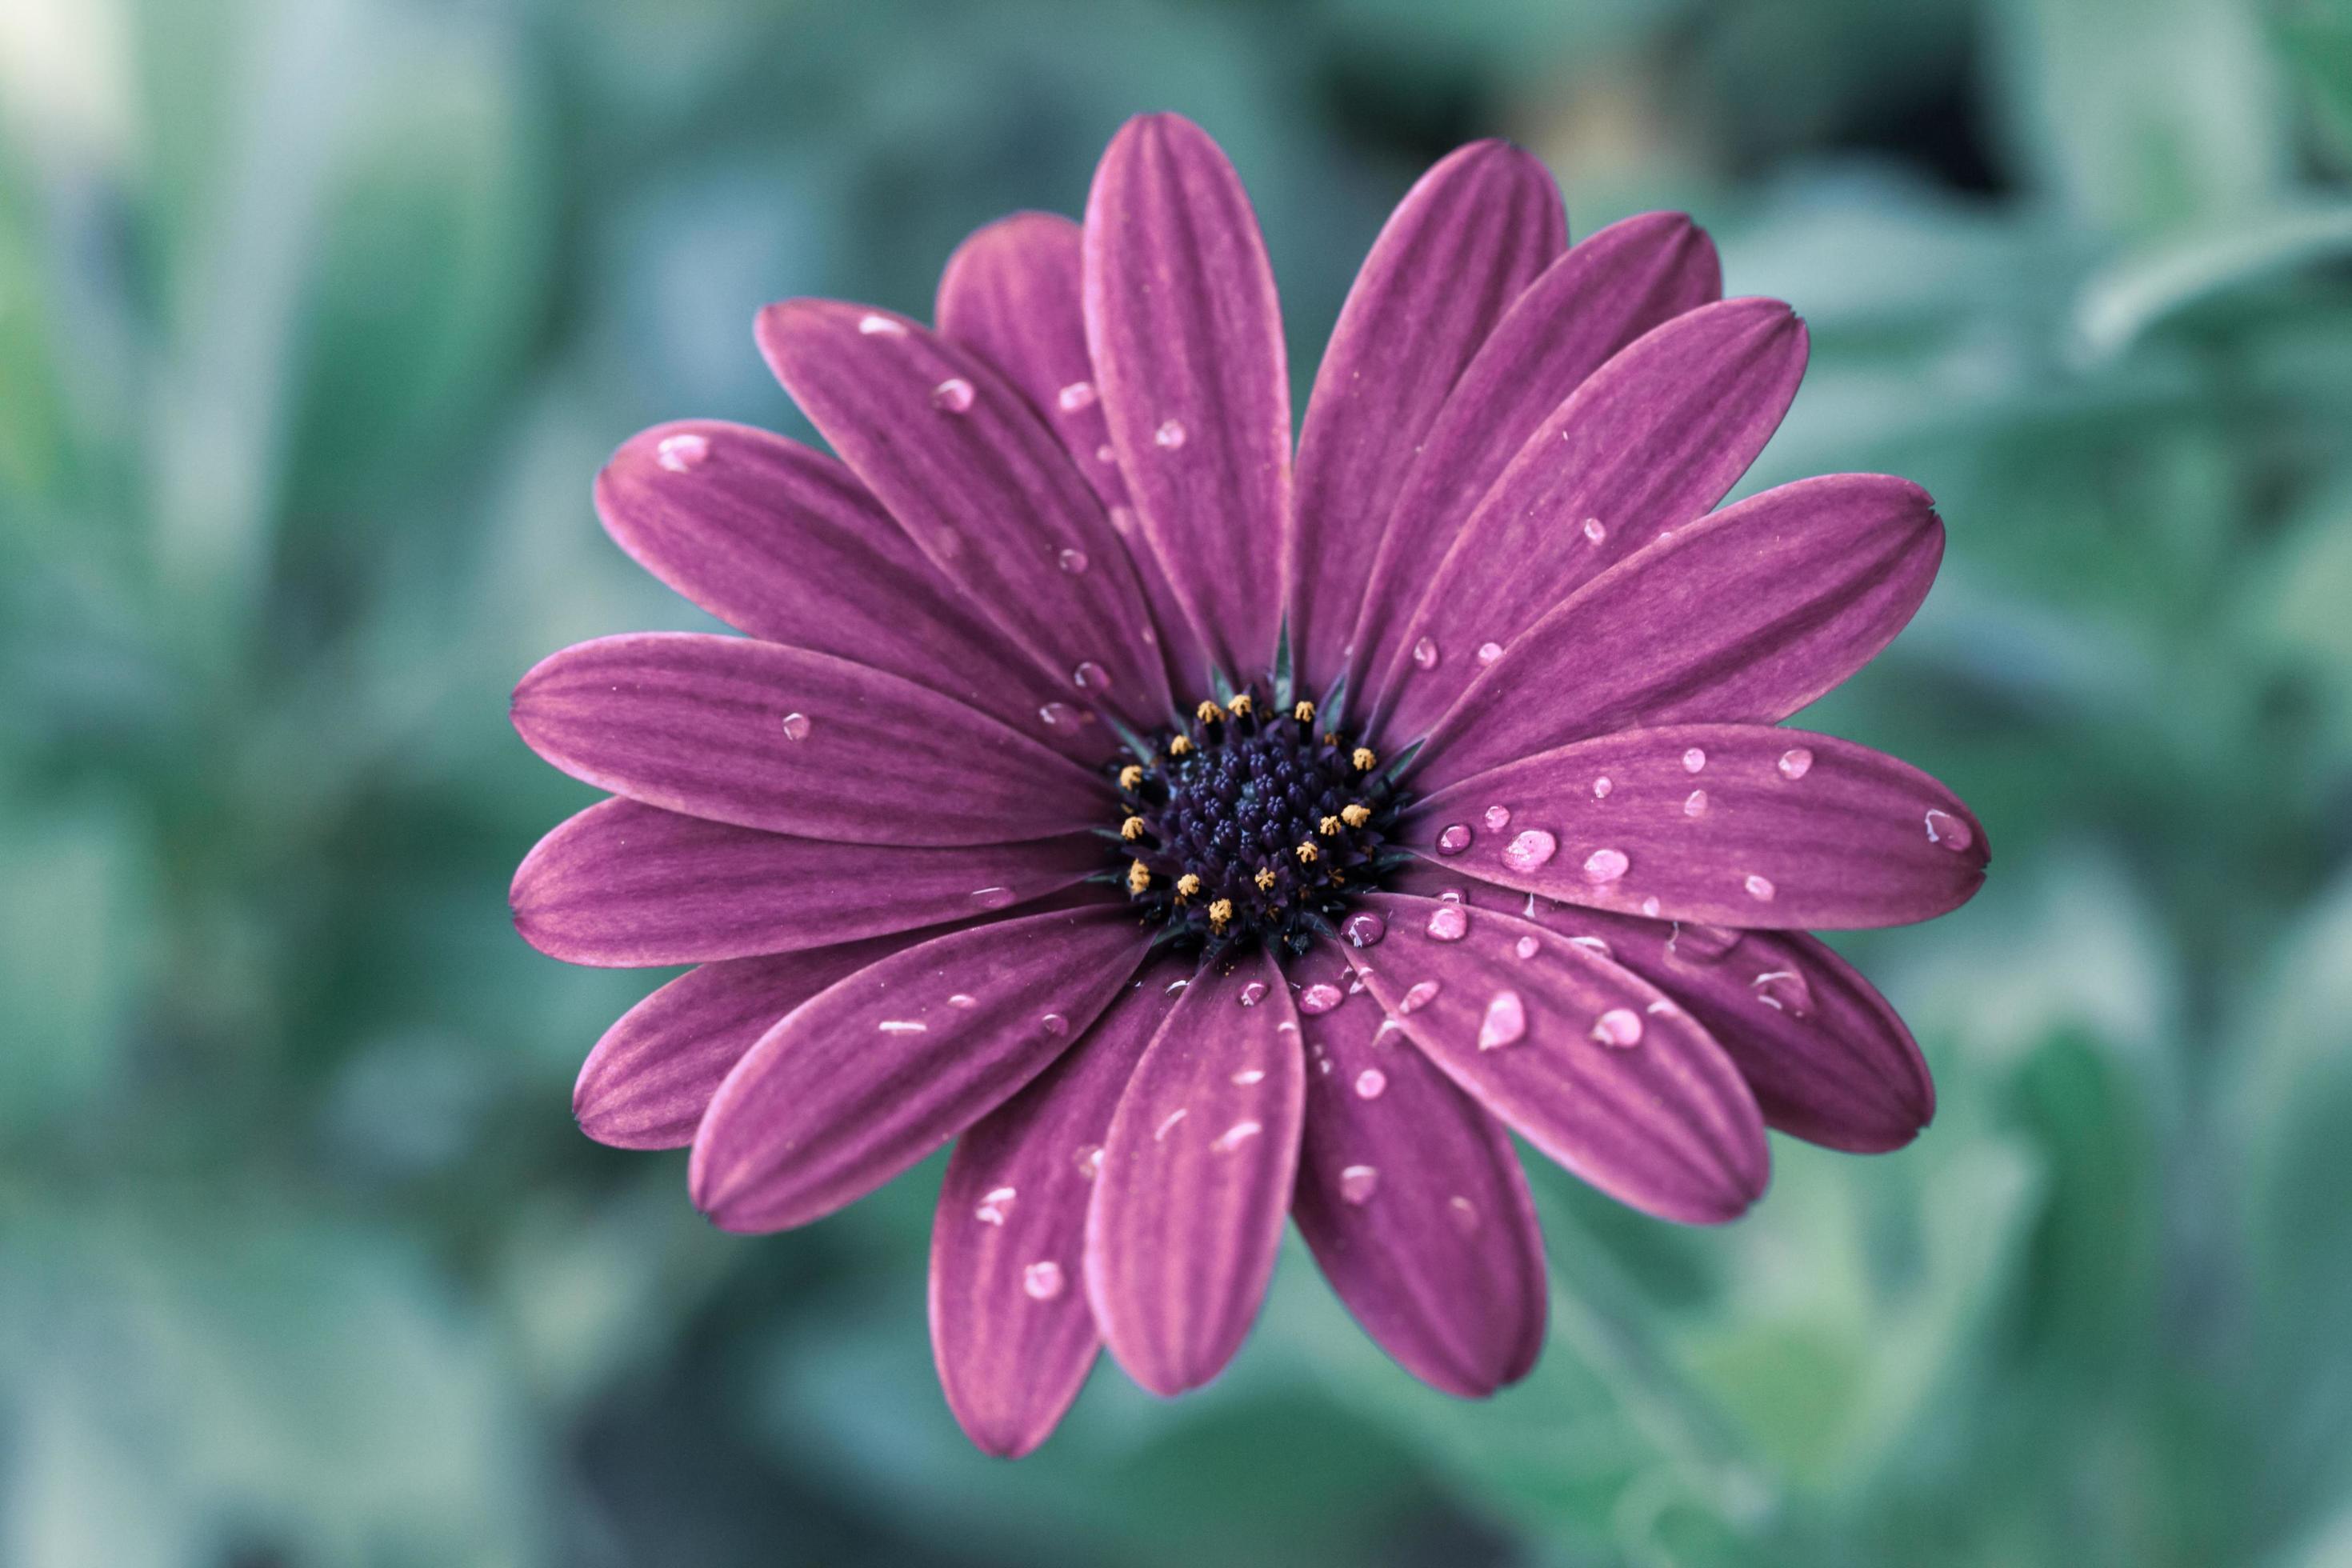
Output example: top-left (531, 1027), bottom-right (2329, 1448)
top-left (1110, 690), bottom-right (1404, 958)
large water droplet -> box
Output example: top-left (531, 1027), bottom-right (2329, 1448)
top-left (1590, 1007), bottom-right (1643, 1048)
top-left (858, 313), bottom-right (906, 336)
top-left (1778, 746), bottom-right (1814, 781)
top-left (1426, 904), bottom-right (1468, 942)
top-left (1342, 912), bottom-right (1386, 949)
top-left (1023, 1260), bottom-right (1066, 1300)
top-left (878, 1019), bottom-right (927, 1035)
top-left (1752, 969), bottom-right (1815, 1017)
top-left (1072, 659), bottom-right (1111, 690)
top-left (1154, 418), bottom-right (1187, 450)
top-left (1582, 847), bottom-right (1629, 885)
top-left (1478, 990), bottom-right (1528, 1050)
top-left (1684, 789), bottom-right (1709, 818)
top-left (1354, 1067), bottom-right (1387, 1100)
top-left (1238, 981), bottom-right (1267, 1007)
top-left (1057, 546), bottom-right (1090, 574)
top-left (1924, 808), bottom-right (1974, 852)
top-left (1041, 1012), bottom-right (1070, 1036)
top-left (974, 1186), bottom-right (1017, 1225)
top-left (779, 711), bottom-right (813, 742)
top-left (1339, 1164), bottom-right (1381, 1205)
top-left (656, 432), bottom-right (710, 472)
top-left (1476, 641), bottom-right (1505, 666)
top-left (1743, 874), bottom-right (1777, 902)
top-left (1400, 979), bottom-right (1441, 1014)
top-left (1212, 1120), bottom-right (1263, 1152)
top-left (1436, 823), bottom-right (1473, 856)
top-left (1502, 830), bottom-right (1558, 872)
top-left (1412, 637), bottom-right (1440, 670)
top-left (931, 377), bottom-right (976, 413)
top-left (1483, 804), bottom-right (1512, 831)
top-left (1299, 982), bottom-right (1345, 1014)
top-left (1057, 381), bottom-right (1098, 412)
top-left (970, 886), bottom-right (1017, 910)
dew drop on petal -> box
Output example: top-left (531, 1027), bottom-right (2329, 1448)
top-left (1072, 660), bottom-right (1111, 691)
top-left (1502, 830), bottom-right (1558, 872)
top-left (1023, 1260), bottom-right (1066, 1301)
top-left (1744, 874), bottom-right (1777, 902)
top-left (1514, 934), bottom-right (1541, 959)
top-left (1238, 981), bottom-right (1267, 1007)
top-left (1436, 822), bottom-right (1473, 856)
top-left (1592, 776), bottom-right (1614, 800)
top-left (1400, 980), bottom-right (1440, 1014)
top-left (1590, 1007), bottom-right (1644, 1048)
top-left (1447, 1195), bottom-right (1480, 1233)
top-left (1412, 636), bottom-right (1440, 670)
top-left (1039, 701), bottom-right (1081, 730)
top-left (1354, 1067), bottom-right (1387, 1100)
top-left (1778, 747), bottom-right (1814, 781)
top-left (1299, 982), bottom-right (1345, 1015)
top-left (1478, 990), bottom-right (1528, 1050)
top-left (1438, 888), bottom-right (1464, 903)
top-left (1074, 1144), bottom-right (1104, 1181)
top-left (1342, 911), bottom-right (1386, 948)
top-left (1154, 1107), bottom-right (1188, 1141)
top-left (1684, 789), bottom-right (1709, 818)
top-left (1057, 546), bottom-right (1090, 574)
top-left (1426, 904), bottom-right (1468, 942)
top-left (1682, 747), bottom-right (1707, 774)
top-left (858, 313), bottom-right (906, 336)
top-left (1097, 443), bottom-right (1118, 466)
top-left (1582, 517), bottom-right (1606, 544)
top-left (655, 432), bottom-right (709, 472)
top-left (1642, 896), bottom-right (1662, 918)
top-left (1483, 804), bottom-right (1512, 831)
top-left (1670, 922), bottom-right (1742, 963)
top-left (1476, 641), bottom-right (1505, 666)
top-left (930, 377), bottom-right (976, 413)
top-left (947, 993), bottom-right (978, 1010)
top-left (1230, 1068), bottom-right (1266, 1085)
top-left (1752, 969), bottom-right (1815, 1017)
top-left (1154, 418), bottom-right (1187, 450)
top-left (1568, 934), bottom-right (1613, 960)
top-left (1212, 1120), bottom-right (1263, 1152)
top-left (1041, 1012), bottom-right (1070, 1036)
top-left (1057, 380), bottom-right (1098, 412)
top-left (1582, 847), bottom-right (1629, 885)
top-left (1339, 1165), bottom-right (1381, 1205)
top-left (878, 1019), bottom-right (927, 1035)
top-left (970, 886), bottom-right (1017, 910)
top-left (1925, 808), bottom-right (1974, 852)
top-left (974, 1186), bottom-right (1016, 1225)
top-left (779, 711), bottom-right (812, 742)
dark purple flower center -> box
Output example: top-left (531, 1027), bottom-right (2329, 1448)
top-left (1109, 688), bottom-right (1404, 959)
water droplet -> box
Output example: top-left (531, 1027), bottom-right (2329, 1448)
top-left (1646, 998), bottom-right (1678, 1016)
top-left (1582, 847), bottom-right (1629, 885)
top-left (1436, 823), bottom-right (1473, 855)
top-left (1154, 1107), bottom-right (1188, 1141)
top-left (1041, 1012), bottom-right (1070, 1036)
top-left (1641, 896), bottom-right (1662, 918)
top-left (1212, 1120), bottom-right (1263, 1152)
top-left (1439, 889), bottom-right (1464, 903)
top-left (1354, 1067), bottom-right (1387, 1100)
top-left (1447, 1194), bottom-right (1480, 1233)
top-left (1752, 970), bottom-right (1815, 1017)
top-left (1072, 659), bottom-right (1111, 690)
top-left (1230, 1068), bottom-right (1266, 1085)
top-left (1684, 789), bottom-right (1709, 818)
top-left (1106, 503), bottom-right (1137, 534)
top-left (1057, 546), bottom-right (1090, 574)
top-left (655, 432), bottom-right (710, 472)
top-left (974, 1186), bottom-right (1017, 1225)
top-left (1023, 1260), bottom-right (1066, 1300)
top-left (1590, 1007), bottom-right (1644, 1048)
top-left (1238, 981), bottom-right (1267, 1007)
top-left (1744, 874), bottom-right (1777, 902)
top-left (1502, 830), bottom-right (1558, 872)
top-left (1165, 978), bottom-right (1190, 994)
top-left (1778, 747), bottom-right (1814, 780)
top-left (948, 993), bottom-right (978, 1010)
top-left (1476, 641), bottom-right (1505, 666)
top-left (1426, 904), bottom-right (1468, 942)
top-left (1592, 776), bottom-right (1614, 800)
top-left (1342, 912), bottom-right (1386, 948)
top-left (1478, 990), bottom-right (1528, 1050)
top-left (1483, 804), bottom-right (1512, 831)
top-left (1339, 1165), bottom-right (1381, 1205)
top-left (1299, 982), bottom-right (1345, 1014)
top-left (1074, 1144), bottom-right (1104, 1180)
top-left (1096, 442), bottom-right (1118, 465)
top-left (1682, 747), bottom-right (1707, 774)
top-left (858, 313), bottom-right (906, 336)
top-left (1569, 934), bottom-right (1613, 959)
top-left (1038, 701), bottom-right (1082, 730)
top-left (1670, 922), bottom-right (1742, 963)
top-left (1412, 636), bottom-right (1440, 670)
top-left (970, 886), bottom-right (1017, 910)
top-left (1924, 808), bottom-right (1974, 852)
top-left (930, 377), bottom-right (976, 413)
top-left (878, 1019), bottom-right (927, 1035)
top-left (1400, 980), bottom-right (1441, 1014)
top-left (1514, 934), bottom-right (1541, 960)
top-left (1057, 381), bottom-right (1098, 412)
top-left (1154, 418), bottom-right (1187, 450)
top-left (1582, 516), bottom-right (1606, 544)
top-left (779, 711), bottom-right (813, 742)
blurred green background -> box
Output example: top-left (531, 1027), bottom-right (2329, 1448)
top-left (6, 0), bottom-right (2352, 1562)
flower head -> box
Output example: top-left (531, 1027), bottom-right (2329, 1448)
top-left (511, 114), bottom-right (1988, 1456)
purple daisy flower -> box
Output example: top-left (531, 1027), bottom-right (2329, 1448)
top-left (512, 114), bottom-right (1988, 1457)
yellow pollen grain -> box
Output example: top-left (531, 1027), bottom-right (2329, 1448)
top-left (1254, 866), bottom-right (1276, 891)
top-left (1341, 802), bottom-right (1371, 827)
top-left (1169, 734), bottom-right (1194, 756)
top-left (1126, 859), bottom-right (1151, 894)
top-left (1351, 746), bottom-right (1377, 771)
top-left (1196, 699), bottom-right (1225, 724)
top-left (1229, 694), bottom-right (1253, 717)
top-left (1318, 815), bottom-right (1341, 836)
top-left (1294, 840), bottom-right (1320, 864)
top-left (1208, 898), bottom-right (1234, 930)
top-left (1175, 873), bottom-right (1201, 898)
top-left (1121, 815), bottom-right (1146, 841)
top-left (1118, 764), bottom-right (1143, 790)
top-left (1293, 700), bottom-right (1314, 722)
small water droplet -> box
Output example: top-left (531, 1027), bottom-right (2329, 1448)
top-left (1400, 980), bottom-right (1441, 1014)
top-left (1483, 804), bottom-right (1512, 831)
top-left (1476, 641), bottom-right (1505, 666)
top-left (1502, 830), bottom-right (1558, 872)
top-left (1683, 747), bottom-right (1707, 774)
top-left (1684, 789), bottom-right (1709, 818)
top-left (1023, 1260), bottom-right (1066, 1300)
top-left (1670, 923), bottom-right (1743, 963)
top-left (779, 711), bottom-right (813, 742)
top-left (1041, 1012), bottom-right (1070, 1036)
top-left (1592, 776), bottom-right (1614, 800)
top-left (1752, 969), bottom-right (1815, 1017)
top-left (1154, 418), bottom-right (1187, 450)
top-left (655, 432), bottom-right (710, 472)
top-left (1582, 847), bottom-right (1629, 885)
top-left (1478, 990), bottom-right (1528, 1050)
top-left (970, 886), bottom-right (1017, 910)
top-left (1412, 636), bottom-right (1440, 670)
top-left (1299, 982), bottom-right (1345, 1014)
top-left (1514, 934), bottom-right (1541, 959)
top-left (1057, 380), bottom-right (1098, 412)
top-left (1213, 1119), bottom-right (1263, 1152)
top-left (878, 1019), bottom-right (927, 1035)
top-left (1106, 503), bottom-right (1137, 533)
top-left (1590, 1007), bottom-right (1644, 1048)
top-left (1646, 998), bottom-right (1677, 1016)
top-left (1436, 823), bottom-right (1473, 855)
top-left (948, 993), bottom-right (978, 1010)
top-left (1057, 546), bottom-right (1090, 574)
top-left (1744, 874), bottom-right (1777, 902)
top-left (930, 377), bottom-right (976, 413)
top-left (858, 313), bottom-right (906, 336)
top-left (1924, 808), bottom-right (1974, 852)
top-left (1426, 904), bottom-right (1468, 942)
top-left (1354, 1067), bottom-right (1387, 1100)
top-left (1154, 1108), bottom-right (1188, 1141)
top-left (1339, 1165), bottom-right (1381, 1205)
top-left (974, 1186), bottom-right (1017, 1225)
top-left (1096, 442), bottom-right (1118, 465)
top-left (1569, 934), bottom-right (1613, 959)
top-left (1439, 889), bottom-right (1464, 903)
top-left (1778, 746), bottom-right (1814, 780)
top-left (1230, 1068), bottom-right (1266, 1085)
top-left (1074, 1144), bottom-right (1104, 1180)
top-left (1072, 659), bottom-right (1111, 690)
top-left (1238, 981), bottom-right (1267, 1007)
top-left (1582, 516), bottom-right (1606, 544)
top-left (1165, 978), bottom-right (1190, 994)
top-left (1641, 896), bottom-right (1662, 918)
top-left (1447, 1194), bottom-right (1480, 1233)
top-left (1342, 911), bottom-right (1386, 948)
top-left (1039, 701), bottom-right (1082, 730)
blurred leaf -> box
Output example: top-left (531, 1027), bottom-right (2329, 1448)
top-left (2073, 206), bottom-right (2352, 361)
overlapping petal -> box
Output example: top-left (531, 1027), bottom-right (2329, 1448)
top-left (511, 797), bottom-right (1103, 966)
top-left (1346, 211), bottom-right (1722, 695)
top-left (1412, 474), bottom-right (1945, 786)
top-left (1404, 725), bottom-right (1987, 930)
top-left (510, 632), bottom-right (1112, 844)
top-left (929, 960), bottom-right (1179, 1457)
top-left (691, 906), bottom-right (1151, 1233)
top-left (1287, 142), bottom-right (1564, 687)
top-left (1086, 952), bottom-right (1303, 1394)
top-left (1286, 947), bottom-right (1548, 1396)
top-left (1084, 112), bottom-right (1291, 684)
top-left (1346, 892), bottom-right (1768, 1224)
top-left (757, 299), bottom-right (1171, 728)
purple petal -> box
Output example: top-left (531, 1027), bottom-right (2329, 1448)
top-left (1286, 948), bottom-right (1547, 1396)
top-left (934, 213), bottom-right (1212, 699)
top-left (1347, 211), bottom-right (1721, 697)
top-left (928, 958), bottom-right (1181, 1457)
top-left (1347, 891), bottom-right (1768, 1225)
top-left (1083, 113), bottom-right (1291, 682)
top-left (594, 421), bottom-right (1084, 751)
top-left (1412, 474), bottom-right (1945, 786)
top-left (1086, 952), bottom-right (1303, 1394)
top-left (1287, 142), bottom-right (1564, 689)
top-left (510, 632), bottom-right (1111, 844)
top-left (511, 796), bottom-right (1104, 966)
top-left (1372, 298), bottom-right (1808, 742)
top-left (574, 937), bottom-right (919, 1150)
top-left (1403, 724), bottom-right (1987, 930)
top-left (690, 906), bottom-right (1150, 1232)
top-left (755, 298), bottom-right (1171, 727)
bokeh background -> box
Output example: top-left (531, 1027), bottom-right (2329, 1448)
top-left (7, 0), bottom-right (2352, 1562)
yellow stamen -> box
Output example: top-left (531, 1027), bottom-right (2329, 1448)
top-left (1254, 866), bottom-right (1276, 891)
top-left (1228, 694), bottom-right (1252, 718)
top-left (1175, 873), bottom-right (1202, 899)
top-left (1295, 840), bottom-right (1320, 864)
top-left (1121, 815), bottom-right (1146, 841)
top-left (1208, 898), bottom-right (1234, 931)
top-left (1351, 746), bottom-right (1377, 772)
top-left (1292, 700), bottom-right (1314, 722)
top-left (1169, 734), bottom-right (1194, 756)
top-left (1318, 815), bottom-right (1341, 836)
top-left (1340, 802), bottom-right (1371, 827)
top-left (1118, 764), bottom-right (1143, 790)
top-left (1196, 699), bottom-right (1225, 725)
top-left (1126, 859), bottom-right (1151, 894)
